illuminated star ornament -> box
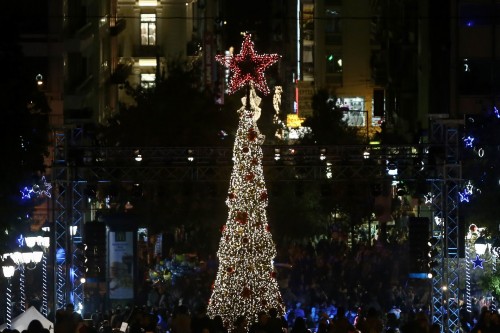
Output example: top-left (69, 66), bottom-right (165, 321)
top-left (424, 192), bottom-right (434, 205)
top-left (216, 34), bottom-right (280, 95)
top-left (459, 190), bottom-right (470, 203)
top-left (463, 136), bottom-right (475, 148)
top-left (21, 176), bottom-right (52, 200)
top-left (465, 181), bottom-right (474, 195)
top-left (472, 254), bottom-right (484, 269)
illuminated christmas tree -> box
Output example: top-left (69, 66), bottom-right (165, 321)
top-left (207, 34), bottom-right (285, 329)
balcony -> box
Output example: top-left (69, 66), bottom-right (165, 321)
top-left (65, 22), bottom-right (94, 52)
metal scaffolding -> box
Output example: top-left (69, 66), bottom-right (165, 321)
top-left (50, 121), bottom-right (461, 320)
top-left (429, 118), bottom-right (463, 333)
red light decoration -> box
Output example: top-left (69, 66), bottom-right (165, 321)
top-left (216, 34), bottom-right (280, 95)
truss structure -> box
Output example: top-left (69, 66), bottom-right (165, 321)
top-left (428, 118), bottom-right (463, 333)
top-left (50, 121), bottom-right (461, 320)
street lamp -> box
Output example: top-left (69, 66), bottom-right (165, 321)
top-left (474, 235), bottom-right (488, 255)
top-left (5, 244), bottom-right (44, 312)
top-left (25, 231), bottom-right (50, 316)
top-left (2, 256), bottom-right (16, 328)
top-left (466, 226), bottom-right (498, 314)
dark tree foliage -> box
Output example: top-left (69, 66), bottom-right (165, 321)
top-left (300, 89), bottom-right (364, 145)
top-left (97, 62), bottom-right (238, 147)
top-left (0, 17), bottom-right (51, 244)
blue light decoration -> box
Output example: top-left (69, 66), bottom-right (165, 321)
top-left (56, 248), bottom-right (66, 264)
top-left (459, 190), bottom-right (471, 203)
top-left (16, 234), bottom-right (25, 247)
top-left (494, 106), bottom-right (500, 119)
top-left (20, 176), bottom-right (52, 200)
top-left (472, 254), bottom-right (485, 269)
top-left (465, 181), bottom-right (474, 195)
top-left (463, 136), bottom-right (475, 148)
top-left (459, 181), bottom-right (475, 203)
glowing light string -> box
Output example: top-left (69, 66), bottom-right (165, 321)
top-left (20, 176), bottom-right (52, 200)
top-left (465, 242), bottom-right (472, 312)
top-left (215, 34), bottom-right (280, 95)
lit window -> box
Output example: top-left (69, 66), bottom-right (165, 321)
top-left (326, 52), bottom-right (342, 73)
top-left (141, 73), bottom-right (155, 88)
top-left (337, 97), bottom-right (365, 127)
top-left (140, 14), bottom-right (156, 45)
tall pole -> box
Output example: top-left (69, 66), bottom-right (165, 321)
top-left (6, 278), bottom-right (12, 328)
top-left (19, 265), bottom-right (26, 311)
top-left (42, 252), bottom-right (48, 316)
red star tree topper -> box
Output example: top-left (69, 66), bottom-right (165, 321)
top-left (216, 34), bottom-right (280, 95)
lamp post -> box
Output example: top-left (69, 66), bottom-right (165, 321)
top-left (25, 232), bottom-right (50, 316)
top-left (466, 225), bottom-right (497, 314)
top-left (2, 256), bottom-right (16, 328)
top-left (5, 244), bottom-right (44, 312)
top-left (41, 232), bottom-right (50, 317)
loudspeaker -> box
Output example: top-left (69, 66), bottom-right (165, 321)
top-left (373, 89), bottom-right (385, 117)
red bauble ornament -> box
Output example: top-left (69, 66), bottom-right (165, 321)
top-left (270, 271), bottom-right (277, 278)
top-left (235, 211), bottom-right (248, 224)
top-left (266, 225), bottom-right (271, 232)
top-left (242, 237), bottom-right (249, 244)
top-left (261, 299), bottom-right (268, 306)
top-left (259, 191), bottom-right (268, 201)
top-left (220, 225), bottom-right (226, 233)
top-left (242, 146), bottom-right (250, 153)
top-left (245, 173), bottom-right (254, 181)
top-left (251, 158), bottom-right (259, 165)
top-left (227, 266), bottom-right (234, 274)
top-left (241, 286), bottom-right (251, 298)
top-left (248, 129), bottom-right (257, 141)
top-left (228, 192), bottom-right (236, 200)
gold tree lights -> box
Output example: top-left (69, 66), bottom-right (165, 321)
top-left (207, 34), bottom-right (284, 328)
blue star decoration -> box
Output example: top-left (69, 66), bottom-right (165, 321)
top-left (16, 234), bottom-right (25, 247)
top-left (463, 136), bottom-right (475, 148)
top-left (472, 254), bottom-right (484, 269)
top-left (459, 190), bottom-right (471, 203)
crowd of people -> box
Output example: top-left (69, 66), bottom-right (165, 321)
top-left (3, 224), bottom-right (500, 333)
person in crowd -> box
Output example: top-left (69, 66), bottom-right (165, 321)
top-left (211, 315), bottom-right (228, 333)
top-left (356, 307), bottom-right (384, 333)
top-left (329, 307), bottom-right (355, 333)
top-left (249, 311), bottom-right (269, 333)
top-left (233, 316), bottom-right (248, 333)
top-left (191, 304), bottom-right (211, 333)
top-left (27, 320), bottom-right (44, 333)
top-left (170, 305), bottom-right (191, 333)
top-left (267, 308), bottom-right (287, 333)
top-left (471, 306), bottom-right (492, 333)
top-left (54, 308), bottom-right (76, 333)
top-left (289, 317), bottom-right (311, 333)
